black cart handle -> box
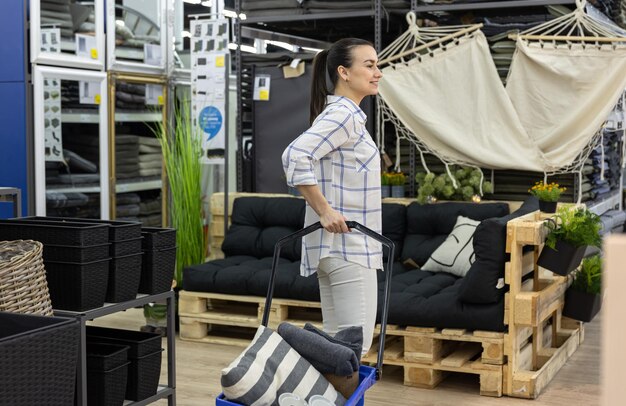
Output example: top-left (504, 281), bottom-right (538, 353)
top-left (261, 221), bottom-right (395, 381)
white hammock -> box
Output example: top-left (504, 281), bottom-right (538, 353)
top-left (377, 1), bottom-right (626, 196)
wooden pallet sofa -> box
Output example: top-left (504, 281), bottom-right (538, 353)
top-left (179, 193), bottom-right (583, 399)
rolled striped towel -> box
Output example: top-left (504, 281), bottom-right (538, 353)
top-left (221, 326), bottom-right (346, 406)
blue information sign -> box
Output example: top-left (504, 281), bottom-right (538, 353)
top-left (198, 106), bottom-right (223, 140)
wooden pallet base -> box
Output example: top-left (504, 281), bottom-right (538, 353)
top-left (178, 290), bottom-right (323, 346)
top-left (362, 325), bottom-right (505, 397)
top-left (178, 289), bottom-right (582, 398)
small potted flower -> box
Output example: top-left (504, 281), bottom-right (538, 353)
top-left (529, 181), bottom-right (566, 213)
top-left (537, 207), bottom-right (602, 276)
top-left (562, 254), bottom-right (602, 322)
top-left (389, 172), bottom-right (406, 198)
top-left (381, 172), bottom-right (391, 198)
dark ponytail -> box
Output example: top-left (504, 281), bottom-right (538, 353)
top-left (309, 38), bottom-right (373, 125)
top-left (310, 49), bottom-right (330, 125)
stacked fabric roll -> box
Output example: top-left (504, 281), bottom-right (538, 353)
top-left (116, 83), bottom-right (146, 110)
top-left (584, 129), bottom-right (623, 202)
top-left (41, 0), bottom-right (73, 38)
top-left (116, 193), bottom-right (162, 227)
top-left (115, 135), bottom-right (162, 180)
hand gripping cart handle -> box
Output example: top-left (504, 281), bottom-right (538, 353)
top-left (261, 221), bottom-right (395, 383)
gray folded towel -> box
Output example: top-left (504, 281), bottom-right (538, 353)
top-left (277, 322), bottom-right (359, 376)
top-left (303, 323), bottom-right (363, 364)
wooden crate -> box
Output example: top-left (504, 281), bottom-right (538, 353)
top-left (362, 325), bottom-right (505, 397)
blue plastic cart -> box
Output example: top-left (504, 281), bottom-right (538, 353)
top-left (216, 221), bottom-right (395, 406)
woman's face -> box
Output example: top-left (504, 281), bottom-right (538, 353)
top-left (341, 45), bottom-right (383, 98)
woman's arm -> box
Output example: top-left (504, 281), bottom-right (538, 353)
top-left (296, 185), bottom-right (350, 233)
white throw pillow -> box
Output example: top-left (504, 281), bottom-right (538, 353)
top-left (421, 215), bottom-right (480, 277)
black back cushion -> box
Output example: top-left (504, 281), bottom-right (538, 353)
top-left (381, 203), bottom-right (406, 260)
top-left (401, 202), bottom-right (510, 266)
top-left (222, 197), bottom-right (305, 261)
top-left (459, 197), bottom-right (539, 304)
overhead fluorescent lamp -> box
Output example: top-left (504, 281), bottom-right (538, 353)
top-left (228, 43), bottom-right (257, 53)
top-left (201, 0), bottom-right (212, 6)
top-left (183, 0), bottom-right (202, 4)
top-left (267, 40), bottom-right (293, 51)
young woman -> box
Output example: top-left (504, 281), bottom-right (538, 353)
top-left (282, 38), bottom-right (383, 355)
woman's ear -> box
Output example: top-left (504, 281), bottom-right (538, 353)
top-left (337, 65), bottom-right (349, 82)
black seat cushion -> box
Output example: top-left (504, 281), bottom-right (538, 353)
top-left (378, 269), bottom-right (505, 332)
top-left (221, 197), bottom-right (305, 261)
top-left (459, 197), bottom-right (540, 304)
top-left (400, 202), bottom-right (510, 267)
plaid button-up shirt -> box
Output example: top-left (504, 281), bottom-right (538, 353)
top-left (282, 95), bottom-right (383, 276)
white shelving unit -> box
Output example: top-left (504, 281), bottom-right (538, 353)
top-left (62, 109), bottom-right (162, 123)
top-left (48, 178), bottom-right (163, 194)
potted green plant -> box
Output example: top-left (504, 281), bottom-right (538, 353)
top-left (537, 207), bottom-right (601, 276)
top-left (415, 166), bottom-right (493, 204)
top-left (381, 172), bottom-right (391, 198)
top-left (528, 181), bottom-right (566, 213)
top-left (562, 254), bottom-right (602, 322)
top-left (389, 172), bottom-right (406, 198)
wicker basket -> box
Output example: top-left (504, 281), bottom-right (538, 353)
top-left (0, 240), bottom-right (53, 316)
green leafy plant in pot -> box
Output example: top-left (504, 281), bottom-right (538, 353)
top-left (537, 207), bottom-right (601, 276)
top-left (562, 254), bottom-right (602, 322)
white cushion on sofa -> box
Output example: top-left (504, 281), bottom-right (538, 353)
top-left (221, 326), bottom-right (345, 406)
top-left (421, 215), bottom-right (480, 277)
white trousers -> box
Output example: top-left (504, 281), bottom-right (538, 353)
top-left (317, 257), bottom-right (378, 356)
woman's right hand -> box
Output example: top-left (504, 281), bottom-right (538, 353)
top-left (320, 208), bottom-right (350, 233)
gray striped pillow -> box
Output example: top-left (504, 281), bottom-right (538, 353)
top-left (221, 326), bottom-right (346, 406)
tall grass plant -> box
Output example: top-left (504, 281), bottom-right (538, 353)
top-left (152, 102), bottom-right (206, 285)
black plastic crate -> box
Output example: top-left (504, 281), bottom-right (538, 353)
top-left (86, 342), bottom-right (129, 371)
top-left (110, 237), bottom-right (143, 257)
top-left (105, 253), bottom-right (143, 303)
top-left (127, 349), bottom-right (163, 401)
top-left (87, 361), bottom-right (130, 406)
top-left (0, 312), bottom-right (79, 405)
top-left (42, 243), bottom-right (110, 263)
top-left (19, 216), bottom-right (142, 241)
top-left (0, 219), bottom-right (109, 246)
top-left (141, 227), bottom-right (176, 251)
top-left (85, 326), bottom-right (162, 358)
top-left (139, 247), bottom-right (176, 295)
top-left (45, 258), bottom-right (110, 311)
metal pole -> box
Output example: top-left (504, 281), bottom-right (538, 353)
top-left (167, 291), bottom-right (177, 405)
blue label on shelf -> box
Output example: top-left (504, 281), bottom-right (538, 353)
top-left (198, 106), bottom-right (223, 140)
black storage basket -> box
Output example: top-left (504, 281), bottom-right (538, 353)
top-left (19, 216), bottom-right (142, 241)
top-left (42, 243), bottom-right (110, 263)
top-left (139, 246), bottom-right (176, 295)
top-left (45, 258), bottom-right (110, 311)
top-left (110, 237), bottom-right (143, 257)
top-left (105, 253), bottom-right (143, 303)
top-left (0, 312), bottom-right (79, 405)
top-left (141, 227), bottom-right (176, 251)
top-left (87, 361), bottom-right (130, 406)
top-left (86, 326), bottom-right (162, 358)
top-left (86, 342), bottom-right (129, 371)
top-left (0, 219), bottom-right (109, 246)
top-left (126, 349), bottom-right (163, 401)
